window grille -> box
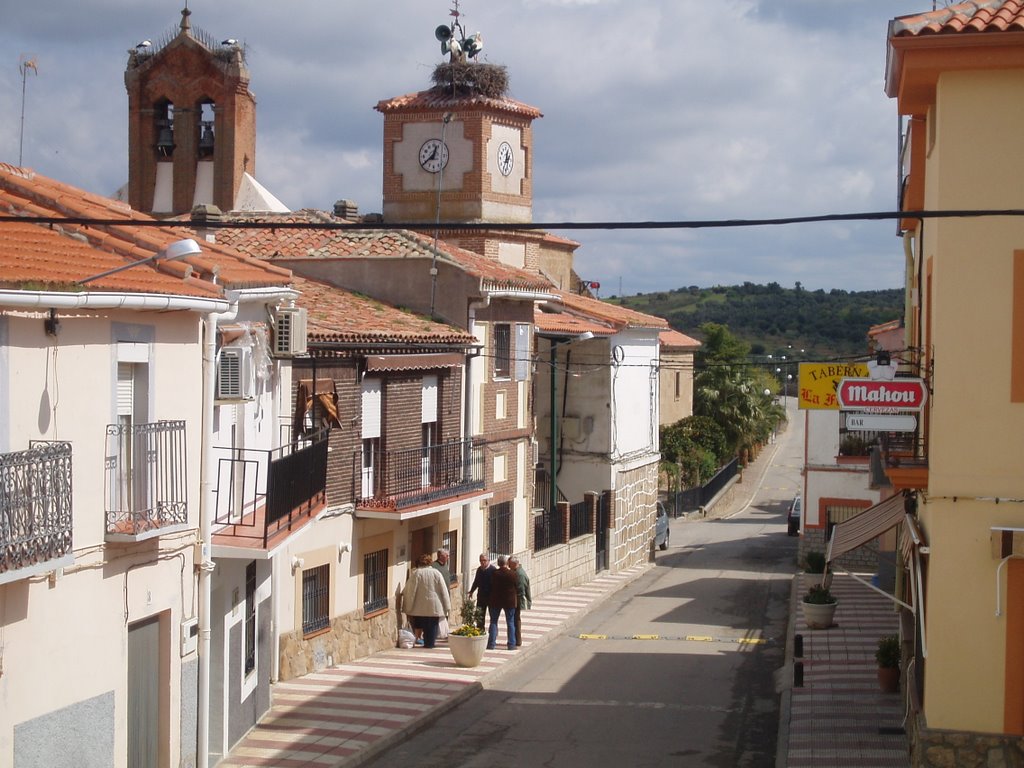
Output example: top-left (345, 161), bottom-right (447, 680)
top-left (488, 501), bottom-right (513, 556)
top-left (363, 549), bottom-right (389, 614)
top-left (493, 324), bottom-right (511, 379)
top-left (301, 564), bottom-right (330, 636)
top-left (244, 561), bottom-right (256, 674)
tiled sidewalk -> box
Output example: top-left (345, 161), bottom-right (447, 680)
top-left (219, 566), bottom-right (647, 767)
top-left (784, 572), bottom-right (911, 768)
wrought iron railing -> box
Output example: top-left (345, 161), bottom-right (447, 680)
top-left (669, 457), bottom-right (740, 515)
top-left (212, 429), bottom-right (328, 547)
top-left (353, 439), bottom-right (484, 511)
top-left (0, 441), bottom-right (73, 577)
top-left (569, 499), bottom-right (591, 538)
top-left (104, 421), bottom-right (187, 536)
top-left (534, 507), bottom-right (564, 552)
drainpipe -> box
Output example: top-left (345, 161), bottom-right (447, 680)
top-left (198, 300), bottom-right (237, 768)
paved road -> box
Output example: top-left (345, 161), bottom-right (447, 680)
top-left (362, 415), bottom-right (804, 768)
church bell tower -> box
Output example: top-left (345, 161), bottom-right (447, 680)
top-left (124, 7), bottom-right (256, 216)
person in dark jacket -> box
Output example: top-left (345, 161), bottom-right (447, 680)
top-left (487, 555), bottom-right (518, 650)
top-left (509, 555), bottom-right (532, 647)
top-left (468, 553), bottom-right (496, 629)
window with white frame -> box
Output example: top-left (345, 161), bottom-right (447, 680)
top-left (361, 378), bottom-right (381, 498)
top-left (493, 324), bottom-right (511, 379)
top-left (421, 376), bottom-right (438, 487)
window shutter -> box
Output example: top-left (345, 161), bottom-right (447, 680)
top-left (362, 378), bottom-right (381, 439)
top-left (514, 323), bottom-right (530, 381)
top-left (421, 375), bottom-right (438, 423)
top-left (117, 363), bottom-right (134, 417)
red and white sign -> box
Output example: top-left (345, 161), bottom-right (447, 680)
top-left (837, 378), bottom-right (928, 412)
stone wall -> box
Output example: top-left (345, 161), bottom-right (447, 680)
top-left (910, 715), bottom-right (1024, 767)
top-left (278, 607), bottom-right (397, 681)
top-left (517, 535), bottom-right (596, 597)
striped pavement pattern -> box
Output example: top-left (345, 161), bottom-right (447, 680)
top-left (785, 572), bottom-right (910, 768)
top-left (219, 566), bottom-right (647, 768)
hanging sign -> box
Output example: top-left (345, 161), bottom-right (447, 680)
top-left (837, 378), bottom-right (928, 412)
top-left (797, 363), bottom-right (870, 410)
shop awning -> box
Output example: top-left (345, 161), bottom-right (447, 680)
top-left (365, 353), bottom-right (463, 372)
top-left (826, 493), bottom-right (906, 564)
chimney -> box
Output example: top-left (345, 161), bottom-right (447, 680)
top-left (333, 199), bottom-right (359, 220)
top-left (190, 204), bottom-right (223, 244)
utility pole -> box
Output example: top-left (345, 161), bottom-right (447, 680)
top-left (18, 56), bottom-right (38, 167)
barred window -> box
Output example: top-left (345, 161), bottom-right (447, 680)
top-left (488, 501), bottom-right (513, 556)
top-left (493, 324), bottom-right (511, 379)
top-left (301, 564), bottom-right (330, 636)
top-left (363, 548), bottom-right (389, 614)
top-left (244, 561), bottom-right (256, 674)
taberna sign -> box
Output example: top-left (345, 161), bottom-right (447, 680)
top-left (836, 378), bottom-right (928, 412)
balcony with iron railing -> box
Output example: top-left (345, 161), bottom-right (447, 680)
top-left (1, 441), bottom-right (74, 584)
top-left (353, 439), bottom-right (484, 514)
top-left (211, 428), bottom-right (329, 550)
top-left (104, 421), bottom-right (189, 542)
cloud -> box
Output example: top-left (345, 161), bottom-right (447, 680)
top-left (1, 0), bottom-right (925, 296)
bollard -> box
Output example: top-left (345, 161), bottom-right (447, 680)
top-left (794, 661), bottom-right (804, 688)
top-left (794, 634), bottom-right (803, 658)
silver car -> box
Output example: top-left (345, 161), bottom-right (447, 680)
top-left (655, 501), bottom-right (670, 550)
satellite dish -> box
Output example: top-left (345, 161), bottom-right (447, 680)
top-left (435, 25), bottom-right (452, 42)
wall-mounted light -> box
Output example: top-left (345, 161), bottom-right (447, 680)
top-left (78, 237), bottom-right (202, 285)
top-left (338, 542), bottom-right (351, 556)
top-left (44, 308), bottom-right (60, 337)
top-left (291, 556), bottom-right (304, 573)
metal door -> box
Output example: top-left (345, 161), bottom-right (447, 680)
top-left (595, 493), bottom-right (609, 572)
top-left (127, 616), bottom-right (160, 768)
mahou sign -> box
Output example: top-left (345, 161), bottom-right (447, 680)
top-left (836, 378), bottom-right (928, 412)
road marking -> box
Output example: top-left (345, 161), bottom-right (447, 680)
top-left (573, 633), bottom-right (772, 646)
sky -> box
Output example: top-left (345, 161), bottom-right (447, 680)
top-left (0, 0), bottom-right (932, 297)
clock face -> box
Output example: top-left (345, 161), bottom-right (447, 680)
top-left (497, 141), bottom-right (514, 176)
top-left (419, 139), bottom-right (449, 173)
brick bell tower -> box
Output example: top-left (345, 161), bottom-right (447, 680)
top-left (124, 7), bottom-right (256, 216)
top-left (375, 8), bottom-right (542, 227)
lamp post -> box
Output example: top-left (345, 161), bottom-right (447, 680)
top-left (78, 237), bottom-right (202, 284)
top-left (547, 331), bottom-right (594, 516)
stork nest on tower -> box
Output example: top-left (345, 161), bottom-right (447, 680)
top-left (431, 62), bottom-right (509, 99)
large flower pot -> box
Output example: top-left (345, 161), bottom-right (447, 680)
top-left (802, 600), bottom-right (837, 630)
top-left (878, 666), bottom-right (900, 693)
top-left (448, 634), bottom-right (488, 668)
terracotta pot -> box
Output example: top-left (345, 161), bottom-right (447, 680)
top-left (802, 600), bottom-right (837, 630)
top-left (878, 666), bottom-right (900, 693)
top-left (448, 634), bottom-right (487, 668)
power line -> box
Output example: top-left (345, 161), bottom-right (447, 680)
top-left (3, 208), bottom-right (1024, 231)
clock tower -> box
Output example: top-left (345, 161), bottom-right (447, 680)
top-left (376, 34), bottom-right (542, 227)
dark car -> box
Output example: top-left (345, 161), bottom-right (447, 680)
top-left (787, 495), bottom-right (802, 536)
top-left (655, 501), bottom-right (670, 550)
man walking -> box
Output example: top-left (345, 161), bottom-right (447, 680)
top-left (432, 548), bottom-right (453, 586)
top-left (509, 556), bottom-right (532, 647)
top-left (487, 555), bottom-right (518, 650)
top-left (468, 553), bottom-right (495, 629)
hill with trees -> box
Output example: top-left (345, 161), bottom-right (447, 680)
top-left (607, 282), bottom-right (903, 359)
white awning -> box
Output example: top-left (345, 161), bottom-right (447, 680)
top-left (826, 494), bottom-right (906, 564)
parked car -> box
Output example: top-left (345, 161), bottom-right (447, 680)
top-left (788, 495), bottom-right (802, 536)
top-left (655, 501), bottom-right (670, 550)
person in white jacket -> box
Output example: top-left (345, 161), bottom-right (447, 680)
top-left (403, 553), bottom-right (451, 648)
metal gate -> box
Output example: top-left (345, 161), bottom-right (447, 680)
top-left (595, 492), bottom-right (609, 572)
top-left (127, 616), bottom-right (160, 767)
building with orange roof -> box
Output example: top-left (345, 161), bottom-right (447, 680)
top-left (830, 2), bottom-right (1024, 761)
top-left (659, 329), bottom-right (702, 427)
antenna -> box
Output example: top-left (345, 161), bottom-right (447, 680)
top-left (18, 55), bottom-right (38, 167)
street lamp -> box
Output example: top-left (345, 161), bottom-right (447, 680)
top-left (548, 331), bottom-right (594, 516)
top-left (78, 238), bottom-right (202, 284)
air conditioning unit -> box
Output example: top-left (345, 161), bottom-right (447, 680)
top-left (216, 346), bottom-right (255, 401)
top-left (272, 307), bottom-right (308, 357)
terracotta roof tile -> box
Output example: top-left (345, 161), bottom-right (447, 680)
top-left (536, 290), bottom-right (669, 336)
top-left (659, 329), bottom-right (702, 350)
top-left (293, 276), bottom-right (477, 346)
top-left (892, 0), bottom-right (1024, 36)
top-left (217, 213), bottom-right (552, 294)
top-left (0, 164), bottom-right (292, 294)
top-left (376, 89), bottom-right (542, 119)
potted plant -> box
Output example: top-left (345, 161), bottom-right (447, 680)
top-left (802, 582), bottom-right (837, 629)
top-left (803, 550), bottom-right (826, 574)
top-left (448, 622), bottom-right (487, 668)
top-left (876, 634), bottom-right (900, 692)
